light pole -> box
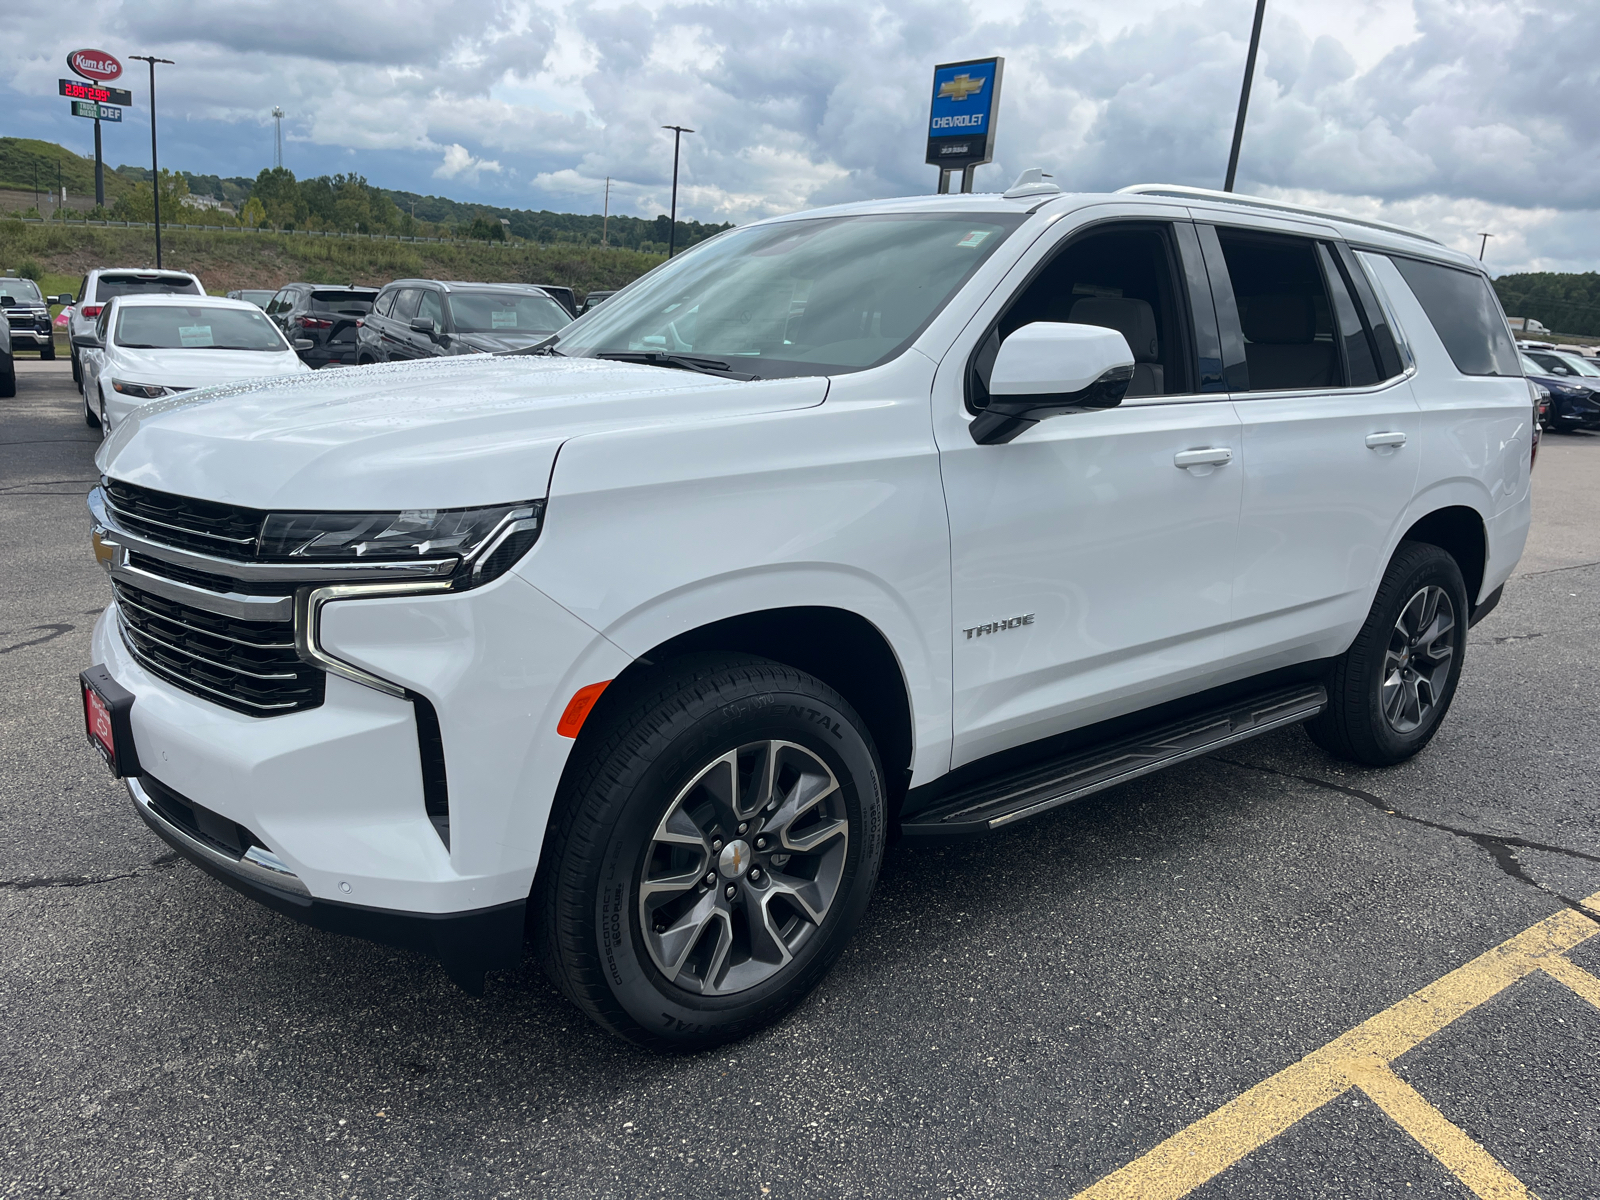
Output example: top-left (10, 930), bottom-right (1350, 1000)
top-left (1224, 0), bottom-right (1268, 192)
top-left (272, 107), bottom-right (285, 170)
top-left (661, 125), bottom-right (694, 257)
top-left (130, 55), bottom-right (175, 267)
top-left (1477, 232), bottom-right (1493, 261)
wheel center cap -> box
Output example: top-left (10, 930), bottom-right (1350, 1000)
top-left (718, 839), bottom-right (752, 879)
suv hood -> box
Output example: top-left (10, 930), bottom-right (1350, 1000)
top-left (97, 354), bottom-right (828, 510)
top-left (106, 346), bottom-right (310, 390)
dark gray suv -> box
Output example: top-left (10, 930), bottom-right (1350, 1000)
top-left (354, 280), bottom-right (571, 363)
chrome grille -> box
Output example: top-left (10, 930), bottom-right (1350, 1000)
top-left (113, 579), bottom-right (323, 716)
top-left (104, 479), bottom-right (264, 561)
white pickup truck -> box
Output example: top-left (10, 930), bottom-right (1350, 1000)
top-left (82, 180), bottom-right (1533, 1049)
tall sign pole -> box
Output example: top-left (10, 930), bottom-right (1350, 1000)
top-left (661, 125), bottom-right (694, 257)
top-left (129, 56), bottom-right (174, 267)
top-left (926, 58), bottom-right (1003, 194)
top-left (65, 49), bottom-right (126, 207)
top-left (1223, 0), bottom-right (1268, 192)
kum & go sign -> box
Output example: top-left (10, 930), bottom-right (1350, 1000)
top-left (67, 49), bottom-right (123, 81)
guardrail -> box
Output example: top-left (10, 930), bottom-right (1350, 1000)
top-left (0, 215), bottom-right (609, 250)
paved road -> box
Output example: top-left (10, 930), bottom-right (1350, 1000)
top-left (4, 360), bottom-right (1599, 1199)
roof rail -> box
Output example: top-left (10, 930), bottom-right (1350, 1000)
top-left (1116, 184), bottom-right (1443, 246)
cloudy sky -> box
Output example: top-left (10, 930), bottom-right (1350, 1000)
top-left (4, 0), bottom-right (1597, 272)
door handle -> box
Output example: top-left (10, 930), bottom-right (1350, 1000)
top-left (1174, 448), bottom-right (1233, 469)
top-left (1365, 431), bottom-right (1408, 449)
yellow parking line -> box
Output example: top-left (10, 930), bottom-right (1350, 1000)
top-left (1071, 893), bottom-right (1600, 1200)
top-left (1349, 1057), bottom-right (1537, 1199)
top-left (1539, 955), bottom-right (1600, 1010)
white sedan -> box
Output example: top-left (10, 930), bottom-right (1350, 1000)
top-left (76, 294), bottom-right (312, 434)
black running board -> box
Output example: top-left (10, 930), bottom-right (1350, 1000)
top-left (901, 684), bottom-right (1326, 837)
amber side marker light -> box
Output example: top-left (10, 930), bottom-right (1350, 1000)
top-left (557, 681), bottom-right (612, 738)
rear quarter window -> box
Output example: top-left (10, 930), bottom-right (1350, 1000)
top-left (1390, 257), bottom-right (1520, 377)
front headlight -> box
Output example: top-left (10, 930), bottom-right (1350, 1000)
top-left (259, 500), bottom-right (545, 587)
top-left (111, 380), bottom-right (175, 400)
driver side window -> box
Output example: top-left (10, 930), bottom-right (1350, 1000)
top-left (968, 223), bottom-right (1194, 412)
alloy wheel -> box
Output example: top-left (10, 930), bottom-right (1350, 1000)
top-left (1381, 585), bottom-right (1456, 733)
top-left (638, 740), bottom-right (849, 996)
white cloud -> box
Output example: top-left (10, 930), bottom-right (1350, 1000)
top-left (434, 143), bottom-right (504, 180)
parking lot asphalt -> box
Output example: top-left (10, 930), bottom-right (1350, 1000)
top-left (4, 359), bottom-right (1599, 1200)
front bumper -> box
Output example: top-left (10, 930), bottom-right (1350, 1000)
top-left (8, 326), bottom-right (52, 348)
top-left (89, 546), bottom-right (632, 981)
top-left (129, 775), bottom-right (525, 993)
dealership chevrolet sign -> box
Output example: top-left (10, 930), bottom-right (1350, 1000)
top-left (925, 57), bottom-right (1003, 180)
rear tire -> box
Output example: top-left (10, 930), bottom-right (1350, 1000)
top-left (535, 654), bottom-right (886, 1051)
top-left (1306, 541), bottom-right (1469, 766)
top-left (84, 387), bottom-right (100, 427)
top-left (41, 342), bottom-right (55, 361)
top-left (0, 361), bottom-right (14, 399)
top-left (71, 351), bottom-right (82, 385)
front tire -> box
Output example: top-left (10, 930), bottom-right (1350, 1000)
top-left (1306, 541), bottom-right (1469, 766)
top-left (41, 342), bottom-right (56, 361)
top-left (84, 382), bottom-right (101, 428)
top-left (535, 655), bottom-right (886, 1050)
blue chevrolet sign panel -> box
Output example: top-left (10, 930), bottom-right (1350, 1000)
top-left (925, 57), bottom-right (1003, 169)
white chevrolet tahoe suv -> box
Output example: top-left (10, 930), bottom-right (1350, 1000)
top-left (81, 181), bottom-right (1533, 1049)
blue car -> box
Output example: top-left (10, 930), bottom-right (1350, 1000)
top-left (1520, 350), bottom-right (1600, 432)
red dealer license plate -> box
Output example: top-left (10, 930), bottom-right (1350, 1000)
top-left (80, 666), bottom-right (139, 778)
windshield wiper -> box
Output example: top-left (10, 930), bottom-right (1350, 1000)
top-left (496, 333), bottom-right (564, 357)
top-left (592, 351), bottom-right (759, 381)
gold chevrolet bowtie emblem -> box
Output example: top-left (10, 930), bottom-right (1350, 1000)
top-left (938, 73), bottom-right (986, 101)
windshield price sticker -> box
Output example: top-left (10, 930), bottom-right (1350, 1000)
top-left (492, 310), bottom-right (518, 329)
top-left (179, 325), bottom-right (215, 348)
top-left (957, 231), bottom-right (993, 248)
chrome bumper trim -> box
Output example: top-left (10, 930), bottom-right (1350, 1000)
top-left (294, 581), bottom-right (455, 697)
top-left (89, 488), bottom-right (457, 584)
top-left (109, 560), bottom-right (294, 621)
top-left (128, 776), bottom-right (311, 898)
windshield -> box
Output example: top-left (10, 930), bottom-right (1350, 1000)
top-left (236, 290), bottom-right (275, 308)
top-left (1553, 352), bottom-right (1600, 377)
top-left (448, 290), bottom-right (570, 334)
top-left (97, 274), bottom-right (202, 300)
top-left (558, 212), bottom-right (1025, 378)
top-left (0, 278), bottom-right (44, 304)
top-left (114, 304), bottom-right (289, 352)
top-left (1526, 350), bottom-right (1597, 378)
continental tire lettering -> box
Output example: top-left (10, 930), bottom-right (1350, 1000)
top-left (783, 704), bottom-right (845, 739)
top-left (603, 882), bottom-right (625, 985)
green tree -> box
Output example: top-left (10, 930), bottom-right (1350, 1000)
top-left (251, 166), bottom-right (307, 229)
top-left (239, 196), bottom-right (267, 228)
top-left (110, 169), bottom-right (190, 223)
top-left (466, 215), bottom-right (506, 241)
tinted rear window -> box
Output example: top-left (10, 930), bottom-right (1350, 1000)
top-left (1390, 257), bottom-right (1520, 377)
top-left (309, 290), bottom-right (376, 314)
top-left (97, 275), bottom-right (202, 300)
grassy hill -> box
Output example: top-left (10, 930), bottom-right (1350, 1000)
top-left (0, 218), bottom-right (663, 300)
top-left (0, 138), bottom-right (138, 201)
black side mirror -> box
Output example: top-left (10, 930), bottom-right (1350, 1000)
top-left (54, 294), bottom-right (74, 306)
top-left (72, 333), bottom-right (101, 349)
top-left (410, 316), bottom-right (440, 340)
